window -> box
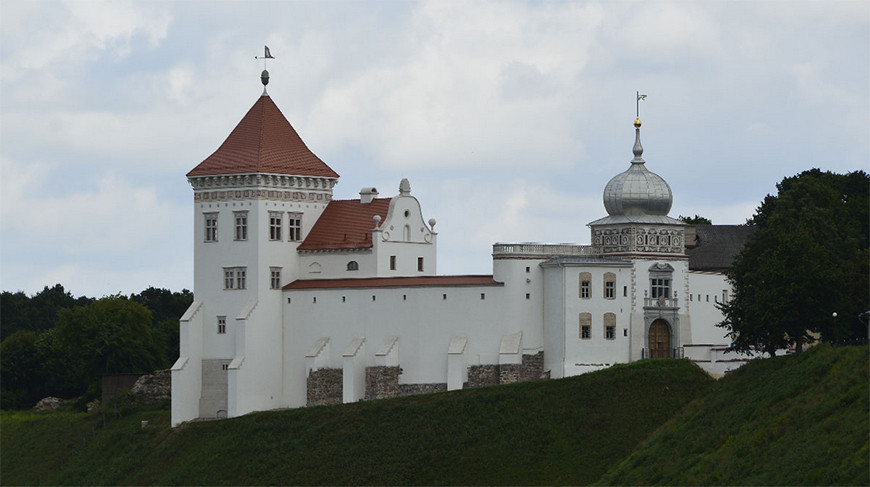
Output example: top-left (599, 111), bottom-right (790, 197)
top-left (604, 312), bottom-right (616, 340)
top-left (580, 313), bottom-right (592, 339)
top-left (417, 257), bottom-right (424, 272)
top-left (347, 261), bottom-right (359, 271)
top-left (217, 316), bottom-right (226, 334)
top-left (390, 256), bottom-right (396, 270)
top-left (525, 266), bottom-right (530, 273)
top-left (269, 212), bottom-right (282, 240)
top-left (722, 290), bottom-right (729, 303)
top-left (234, 211), bottom-right (248, 241)
top-left (442, 294), bottom-right (447, 300)
top-left (222, 363), bottom-right (229, 371)
top-left (651, 278), bottom-right (671, 298)
top-left (579, 272), bottom-right (591, 299)
top-left (204, 213), bottom-right (218, 242)
top-left (624, 286), bottom-right (627, 297)
top-left (481, 293), bottom-right (486, 300)
top-left (525, 293), bottom-right (530, 300)
top-left (223, 267), bottom-right (247, 290)
top-left (604, 272), bottom-right (616, 299)
top-left (287, 212), bottom-right (302, 241)
top-left (270, 268), bottom-right (281, 289)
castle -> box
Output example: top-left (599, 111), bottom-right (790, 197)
top-left (171, 73), bottom-right (751, 426)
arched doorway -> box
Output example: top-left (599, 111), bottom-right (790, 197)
top-left (648, 319), bottom-right (671, 358)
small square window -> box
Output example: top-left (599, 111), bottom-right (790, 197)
top-left (313, 297), bottom-right (317, 303)
top-left (525, 293), bottom-right (530, 300)
top-left (623, 328), bottom-right (628, 337)
top-left (418, 257), bottom-right (424, 272)
top-left (581, 325), bottom-right (591, 339)
top-left (402, 294), bottom-right (407, 301)
top-left (442, 294), bottom-right (447, 300)
top-left (390, 256), bottom-right (396, 270)
top-left (222, 363), bottom-right (229, 371)
top-left (481, 293), bottom-right (485, 300)
top-left (605, 326), bottom-right (615, 340)
top-left (525, 266), bottom-right (530, 273)
top-left (372, 295), bottom-right (376, 302)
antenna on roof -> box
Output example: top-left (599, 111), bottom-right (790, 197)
top-left (255, 46), bottom-right (275, 96)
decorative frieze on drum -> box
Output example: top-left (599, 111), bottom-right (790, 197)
top-left (592, 226), bottom-right (684, 254)
top-left (193, 189), bottom-right (332, 203)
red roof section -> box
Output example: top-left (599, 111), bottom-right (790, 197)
top-left (297, 198), bottom-right (392, 251)
top-left (187, 95), bottom-right (339, 178)
top-left (283, 275), bottom-right (503, 290)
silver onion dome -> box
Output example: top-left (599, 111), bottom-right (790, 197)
top-left (602, 117), bottom-right (673, 217)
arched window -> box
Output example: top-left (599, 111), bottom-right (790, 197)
top-left (579, 312), bottom-right (592, 339)
top-left (347, 261), bottom-right (359, 271)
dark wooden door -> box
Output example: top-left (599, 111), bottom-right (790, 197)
top-left (649, 320), bottom-right (671, 358)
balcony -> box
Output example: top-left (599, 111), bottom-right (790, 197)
top-left (492, 243), bottom-right (598, 259)
top-left (642, 347), bottom-right (684, 359)
top-left (643, 296), bottom-right (679, 309)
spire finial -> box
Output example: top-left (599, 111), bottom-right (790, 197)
top-left (632, 91), bottom-right (647, 164)
top-left (255, 46), bottom-right (275, 96)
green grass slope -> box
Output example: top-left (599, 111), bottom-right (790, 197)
top-left (2, 359), bottom-right (712, 486)
top-left (597, 344), bottom-right (869, 486)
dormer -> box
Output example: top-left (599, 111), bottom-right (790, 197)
top-left (371, 179), bottom-right (438, 276)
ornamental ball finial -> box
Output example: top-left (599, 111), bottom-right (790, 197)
top-left (634, 117), bottom-right (642, 128)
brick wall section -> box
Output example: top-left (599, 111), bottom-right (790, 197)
top-left (365, 366), bottom-right (402, 400)
top-left (307, 368), bottom-right (343, 406)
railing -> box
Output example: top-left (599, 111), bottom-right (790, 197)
top-left (492, 243), bottom-right (598, 258)
top-left (642, 347), bottom-right (684, 359)
top-left (643, 297), bottom-right (679, 308)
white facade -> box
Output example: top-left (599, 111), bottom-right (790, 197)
top-left (171, 89), bottom-right (750, 426)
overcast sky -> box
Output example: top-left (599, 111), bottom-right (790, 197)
top-left (1, 0), bottom-right (868, 298)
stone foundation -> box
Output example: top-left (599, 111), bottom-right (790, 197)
top-left (467, 351), bottom-right (546, 388)
top-left (307, 368), bottom-right (343, 406)
top-left (399, 383), bottom-right (448, 396)
top-left (365, 366), bottom-right (402, 400)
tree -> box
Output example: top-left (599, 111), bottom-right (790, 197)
top-left (55, 296), bottom-right (160, 382)
top-left (678, 214), bottom-right (712, 225)
top-left (718, 169), bottom-right (869, 356)
top-left (0, 284), bottom-right (93, 341)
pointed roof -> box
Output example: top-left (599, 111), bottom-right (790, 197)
top-left (297, 198), bottom-right (392, 251)
top-left (187, 95), bottom-right (339, 178)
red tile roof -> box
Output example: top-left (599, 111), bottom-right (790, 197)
top-left (187, 95), bottom-right (339, 178)
top-left (283, 275), bottom-right (503, 290)
top-left (297, 198), bottom-right (392, 250)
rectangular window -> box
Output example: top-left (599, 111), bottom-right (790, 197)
top-left (269, 212), bottom-right (282, 240)
top-left (722, 290), bottom-right (728, 302)
top-left (651, 278), bottom-right (671, 298)
top-left (604, 273), bottom-right (616, 300)
top-left (270, 268), bottom-right (281, 289)
top-left (223, 267), bottom-right (247, 290)
top-left (204, 213), bottom-right (218, 242)
top-left (222, 363), bottom-right (229, 371)
top-left (579, 313), bottom-right (591, 339)
top-left (390, 255), bottom-right (396, 270)
top-left (417, 257), bottom-right (424, 272)
top-left (604, 313), bottom-right (616, 340)
top-left (287, 212), bottom-right (302, 242)
top-left (234, 211), bottom-right (248, 241)
top-left (581, 281), bottom-right (590, 298)
top-left (217, 316), bottom-right (226, 334)
top-left (623, 286), bottom-right (627, 297)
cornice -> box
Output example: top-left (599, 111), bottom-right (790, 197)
top-left (188, 173), bottom-right (338, 191)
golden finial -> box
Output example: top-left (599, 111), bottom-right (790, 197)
top-left (635, 92), bottom-right (647, 128)
top-left (634, 117), bottom-right (642, 128)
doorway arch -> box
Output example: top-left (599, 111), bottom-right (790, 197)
top-left (648, 319), bottom-right (671, 358)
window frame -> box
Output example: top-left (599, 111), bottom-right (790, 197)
top-left (579, 272), bottom-right (592, 299)
top-left (217, 316), bottom-right (226, 334)
top-left (287, 212), bottom-right (302, 242)
top-left (233, 211), bottom-right (248, 241)
top-left (269, 211), bottom-right (283, 241)
top-left (270, 267), bottom-right (281, 289)
top-left (204, 212), bottom-right (218, 242)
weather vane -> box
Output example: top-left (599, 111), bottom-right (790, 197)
top-left (636, 91), bottom-right (647, 118)
top-left (255, 45), bottom-right (275, 68)
top-left (255, 46), bottom-right (275, 94)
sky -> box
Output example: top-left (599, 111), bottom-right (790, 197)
top-left (1, 0), bottom-right (868, 299)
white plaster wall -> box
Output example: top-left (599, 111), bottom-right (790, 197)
top-left (542, 266), bottom-right (567, 378)
top-left (299, 251), bottom-right (376, 279)
top-left (562, 264), bottom-right (632, 377)
top-left (281, 280), bottom-right (540, 404)
top-left (373, 193), bottom-right (437, 276)
top-left (491, 258), bottom-right (545, 349)
top-left (687, 271), bottom-right (732, 345)
top-left (171, 301), bottom-right (204, 426)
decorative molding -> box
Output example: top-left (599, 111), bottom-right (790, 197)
top-left (591, 225), bottom-right (685, 255)
top-left (189, 174), bottom-right (337, 203)
top-left (193, 189), bottom-right (333, 203)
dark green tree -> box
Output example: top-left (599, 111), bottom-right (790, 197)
top-left (0, 284), bottom-right (93, 340)
top-left (718, 169), bottom-right (869, 356)
top-left (678, 214), bottom-right (712, 225)
top-left (55, 296), bottom-right (160, 384)
top-left (0, 330), bottom-right (42, 409)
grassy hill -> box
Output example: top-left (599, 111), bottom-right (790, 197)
top-left (2, 345), bottom-right (866, 485)
top-left (598, 344), bottom-right (869, 486)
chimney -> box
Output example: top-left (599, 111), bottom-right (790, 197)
top-left (359, 187), bottom-right (378, 204)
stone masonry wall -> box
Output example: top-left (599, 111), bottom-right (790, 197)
top-left (365, 366), bottom-right (402, 400)
top-left (467, 351), bottom-right (546, 388)
top-left (399, 383), bottom-right (447, 396)
top-left (307, 368), bottom-right (343, 407)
